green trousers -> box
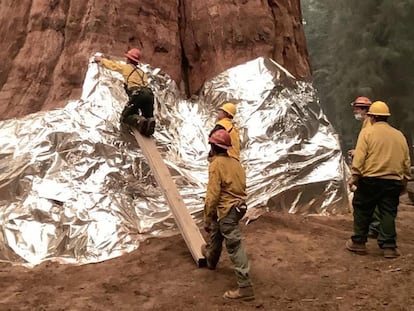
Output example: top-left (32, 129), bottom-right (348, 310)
top-left (352, 177), bottom-right (402, 248)
top-left (121, 87), bottom-right (154, 126)
top-left (206, 207), bottom-right (252, 288)
top-left (369, 207), bottom-right (381, 234)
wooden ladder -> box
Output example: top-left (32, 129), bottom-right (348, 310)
top-left (133, 130), bottom-right (207, 267)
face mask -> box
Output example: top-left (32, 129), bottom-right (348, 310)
top-left (354, 114), bottom-right (363, 121)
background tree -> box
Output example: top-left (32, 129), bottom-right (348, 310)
top-left (302, 0), bottom-right (414, 160)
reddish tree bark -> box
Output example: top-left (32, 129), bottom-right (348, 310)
top-left (0, 0), bottom-right (310, 120)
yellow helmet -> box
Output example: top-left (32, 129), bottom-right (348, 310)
top-left (368, 101), bottom-right (391, 116)
top-left (219, 102), bottom-right (237, 117)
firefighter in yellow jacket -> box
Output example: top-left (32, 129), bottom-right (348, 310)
top-left (202, 129), bottom-right (254, 301)
top-left (209, 102), bottom-right (240, 161)
top-left (94, 48), bottom-right (155, 136)
top-left (347, 101), bottom-right (411, 258)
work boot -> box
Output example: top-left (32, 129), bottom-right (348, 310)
top-left (345, 239), bottom-right (367, 254)
top-left (383, 248), bottom-right (400, 259)
top-left (201, 245), bottom-right (215, 270)
top-left (135, 116), bottom-right (147, 133)
top-left (223, 287), bottom-right (255, 301)
top-left (143, 117), bottom-right (156, 136)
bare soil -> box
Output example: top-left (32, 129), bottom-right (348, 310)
top-left (1, 197), bottom-right (413, 311)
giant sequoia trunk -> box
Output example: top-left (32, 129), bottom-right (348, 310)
top-left (0, 0), bottom-right (310, 120)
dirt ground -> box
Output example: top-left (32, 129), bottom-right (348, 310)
top-left (0, 196), bottom-right (413, 311)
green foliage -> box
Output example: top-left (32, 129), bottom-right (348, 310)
top-left (302, 0), bottom-right (414, 153)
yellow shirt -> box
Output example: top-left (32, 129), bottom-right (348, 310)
top-left (101, 59), bottom-right (148, 90)
top-left (352, 121), bottom-right (411, 180)
top-left (204, 155), bottom-right (247, 221)
top-left (216, 118), bottom-right (240, 161)
top-left (361, 117), bottom-right (371, 130)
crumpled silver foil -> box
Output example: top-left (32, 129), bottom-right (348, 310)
top-left (0, 56), bottom-right (349, 266)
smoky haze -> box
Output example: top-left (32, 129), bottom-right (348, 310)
top-left (301, 0), bottom-right (414, 161)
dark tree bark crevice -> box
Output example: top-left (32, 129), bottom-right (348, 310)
top-left (178, 0), bottom-right (191, 97)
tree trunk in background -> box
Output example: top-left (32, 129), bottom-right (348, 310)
top-left (0, 0), bottom-right (310, 120)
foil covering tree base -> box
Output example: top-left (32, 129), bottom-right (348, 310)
top-left (0, 57), bottom-right (349, 266)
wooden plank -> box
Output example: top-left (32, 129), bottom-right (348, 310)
top-left (132, 130), bottom-right (207, 267)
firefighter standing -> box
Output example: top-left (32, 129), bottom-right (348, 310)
top-left (202, 129), bottom-right (254, 301)
top-left (346, 101), bottom-right (411, 258)
top-left (94, 48), bottom-right (155, 136)
top-left (209, 102), bottom-right (240, 161)
top-left (348, 96), bottom-right (381, 238)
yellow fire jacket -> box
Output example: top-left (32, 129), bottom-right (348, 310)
top-left (352, 121), bottom-right (411, 180)
top-left (204, 154), bottom-right (247, 222)
top-left (361, 117), bottom-right (371, 130)
top-left (215, 118), bottom-right (240, 161)
top-left (101, 59), bottom-right (148, 90)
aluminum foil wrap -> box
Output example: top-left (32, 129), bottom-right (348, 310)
top-left (0, 57), bottom-right (349, 266)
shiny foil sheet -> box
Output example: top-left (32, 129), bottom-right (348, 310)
top-left (0, 57), bottom-right (349, 266)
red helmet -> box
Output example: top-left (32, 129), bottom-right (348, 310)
top-left (351, 96), bottom-right (372, 107)
top-left (209, 129), bottom-right (232, 149)
top-left (125, 48), bottom-right (141, 62)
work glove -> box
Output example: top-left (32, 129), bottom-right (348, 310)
top-left (234, 201), bottom-right (247, 221)
top-left (94, 55), bottom-right (102, 63)
top-left (348, 175), bottom-right (359, 192)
